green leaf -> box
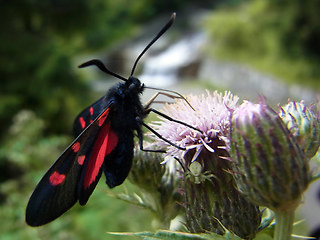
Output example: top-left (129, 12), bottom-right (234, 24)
top-left (108, 230), bottom-right (243, 240)
top-left (111, 192), bottom-right (156, 213)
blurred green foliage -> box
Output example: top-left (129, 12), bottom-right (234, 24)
top-left (205, 0), bottom-right (320, 89)
top-left (0, 1), bottom-right (215, 239)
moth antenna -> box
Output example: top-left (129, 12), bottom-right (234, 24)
top-left (130, 12), bottom-right (176, 76)
top-left (78, 59), bottom-right (127, 82)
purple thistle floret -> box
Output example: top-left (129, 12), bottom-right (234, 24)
top-left (151, 91), bottom-right (261, 239)
top-left (150, 91), bottom-right (238, 164)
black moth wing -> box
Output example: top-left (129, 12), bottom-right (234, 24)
top-left (73, 91), bottom-right (137, 189)
top-left (26, 102), bottom-right (114, 226)
top-left (73, 96), bottom-right (108, 137)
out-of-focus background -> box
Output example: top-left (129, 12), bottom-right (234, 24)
top-left (1, 0), bottom-right (319, 239)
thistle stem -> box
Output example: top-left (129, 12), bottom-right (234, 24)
top-left (274, 209), bottom-right (295, 240)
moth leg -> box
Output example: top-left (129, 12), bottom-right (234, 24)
top-left (143, 89), bottom-right (196, 111)
top-left (135, 117), bottom-right (185, 152)
top-left (145, 108), bottom-right (203, 134)
top-left (143, 92), bottom-right (178, 109)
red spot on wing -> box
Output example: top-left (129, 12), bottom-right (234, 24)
top-left (90, 107), bottom-right (94, 116)
top-left (72, 142), bottom-right (81, 152)
top-left (79, 117), bottom-right (86, 129)
top-left (49, 171), bottom-right (66, 186)
top-left (105, 129), bottom-right (118, 154)
top-left (77, 155), bottom-right (85, 165)
top-left (97, 108), bottom-right (110, 126)
top-left (83, 122), bottom-right (118, 189)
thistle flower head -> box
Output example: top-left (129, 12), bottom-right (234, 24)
top-left (279, 100), bottom-right (320, 158)
top-left (151, 91), bottom-right (261, 239)
top-left (231, 100), bottom-right (311, 212)
top-left (128, 146), bottom-right (182, 228)
top-left (129, 146), bottom-right (167, 192)
top-left (151, 90), bottom-right (239, 164)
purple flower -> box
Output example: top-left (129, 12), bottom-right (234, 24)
top-left (150, 91), bottom-right (261, 239)
top-left (150, 90), bottom-right (239, 163)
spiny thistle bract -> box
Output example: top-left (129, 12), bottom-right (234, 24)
top-left (151, 91), bottom-right (261, 240)
top-left (279, 100), bottom-right (320, 159)
top-left (231, 100), bottom-right (311, 212)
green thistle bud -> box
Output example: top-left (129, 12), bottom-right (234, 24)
top-left (231, 101), bottom-right (311, 212)
top-left (183, 139), bottom-right (261, 240)
top-left (279, 100), bottom-right (320, 158)
top-left (129, 147), bottom-right (166, 192)
top-left (128, 146), bottom-right (182, 228)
